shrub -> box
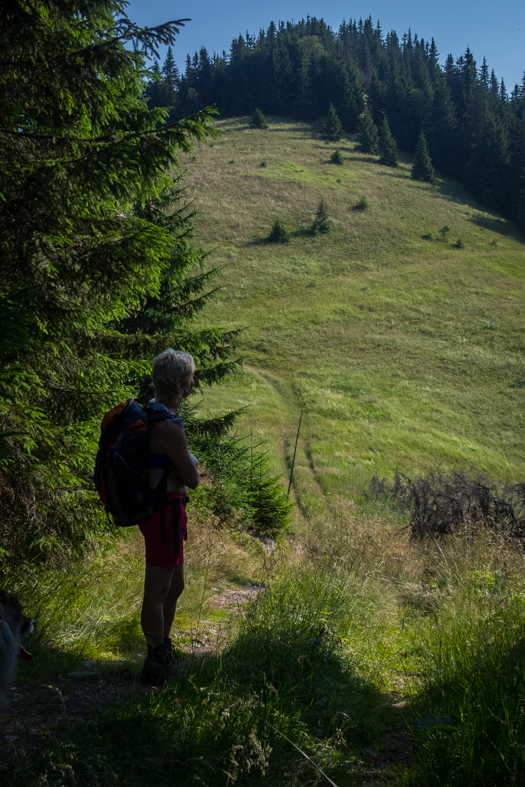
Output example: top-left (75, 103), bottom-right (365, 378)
top-left (322, 103), bottom-right (343, 141)
top-left (330, 149), bottom-right (344, 165)
top-left (367, 469), bottom-right (525, 541)
top-left (244, 453), bottom-right (292, 538)
top-left (192, 434), bottom-right (291, 539)
top-left (250, 108), bottom-right (268, 129)
top-left (268, 218), bottom-right (289, 243)
top-left (260, 160), bottom-right (267, 167)
top-left (411, 130), bottom-right (435, 183)
top-left (454, 237), bottom-right (465, 249)
top-left (357, 106), bottom-right (379, 154)
top-left (353, 196), bottom-right (369, 211)
top-left (311, 199), bottom-right (331, 234)
top-left (378, 117), bottom-right (398, 167)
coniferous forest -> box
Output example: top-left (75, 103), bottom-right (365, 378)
top-left (147, 16), bottom-right (525, 228)
top-left (0, 2), bottom-right (293, 564)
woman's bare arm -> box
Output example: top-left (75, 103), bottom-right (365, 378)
top-left (156, 421), bottom-right (199, 489)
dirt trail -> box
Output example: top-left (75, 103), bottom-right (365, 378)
top-left (0, 585), bottom-right (413, 785)
top-left (0, 586), bottom-right (259, 770)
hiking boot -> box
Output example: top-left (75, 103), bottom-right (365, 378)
top-left (163, 638), bottom-right (181, 666)
top-left (140, 643), bottom-right (173, 686)
top-left (163, 638), bottom-right (187, 677)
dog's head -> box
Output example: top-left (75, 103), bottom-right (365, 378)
top-left (0, 589), bottom-right (34, 661)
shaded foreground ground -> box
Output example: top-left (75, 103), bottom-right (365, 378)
top-left (3, 499), bottom-right (525, 786)
top-left (1, 515), bottom-right (415, 786)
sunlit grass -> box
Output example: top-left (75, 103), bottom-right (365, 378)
top-left (188, 118), bottom-right (524, 509)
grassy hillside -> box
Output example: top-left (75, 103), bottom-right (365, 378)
top-left (187, 118), bottom-right (525, 512)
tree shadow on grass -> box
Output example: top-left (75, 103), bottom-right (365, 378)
top-left (245, 226), bottom-right (320, 247)
top-left (5, 593), bottom-right (410, 787)
top-left (422, 177), bottom-right (523, 242)
top-left (244, 236), bottom-right (291, 248)
top-left (467, 212), bottom-right (524, 242)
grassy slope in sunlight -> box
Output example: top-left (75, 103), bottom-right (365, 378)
top-left (187, 118), bottom-right (525, 510)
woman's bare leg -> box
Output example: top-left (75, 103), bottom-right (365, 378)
top-left (141, 564), bottom-right (175, 647)
top-left (163, 565), bottom-right (184, 639)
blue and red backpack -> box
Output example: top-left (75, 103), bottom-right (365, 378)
top-left (94, 400), bottom-right (184, 528)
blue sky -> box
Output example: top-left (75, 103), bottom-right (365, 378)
top-left (126, 0), bottom-right (525, 90)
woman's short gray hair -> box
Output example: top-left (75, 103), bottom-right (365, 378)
top-left (151, 349), bottom-right (195, 405)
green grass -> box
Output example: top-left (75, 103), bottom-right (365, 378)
top-left (187, 118), bottom-right (524, 506)
top-left (7, 505), bottom-right (525, 786)
top-left (4, 524), bottom-right (407, 787)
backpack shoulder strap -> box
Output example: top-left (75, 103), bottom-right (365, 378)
top-left (146, 401), bottom-right (184, 428)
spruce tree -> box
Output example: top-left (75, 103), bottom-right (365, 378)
top-left (358, 106), bottom-right (379, 153)
top-left (162, 45), bottom-right (180, 104)
top-left (250, 108), bottom-right (269, 129)
top-left (465, 115), bottom-right (511, 215)
top-left (0, 2), bottom-right (237, 561)
top-left (322, 103), bottom-right (344, 141)
top-left (411, 131), bottom-right (435, 182)
top-left (426, 79), bottom-right (458, 175)
top-left (378, 117), bottom-right (398, 166)
top-left (269, 218), bottom-right (289, 242)
top-left (368, 71), bottom-right (385, 127)
top-left (518, 171), bottom-right (525, 232)
top-left (311, 199), bottom-right (331, 233)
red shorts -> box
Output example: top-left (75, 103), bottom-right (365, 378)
top-left (139, 492), bottom-right (188, 569)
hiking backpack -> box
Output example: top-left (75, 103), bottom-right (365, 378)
top-left (94, 399), bottom-right (184, 527)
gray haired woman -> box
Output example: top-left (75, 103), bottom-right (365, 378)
top-left (139, 349), bottom-right (199, 685)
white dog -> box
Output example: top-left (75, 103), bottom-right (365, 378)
top-left (0, 590), bottom-right (34, 711)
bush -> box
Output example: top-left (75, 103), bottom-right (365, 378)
top-left (322, 103), bottom-right (344, 141)
top-left (411, 130), bottom-right (435, 183)
top-left (245, 454), bottom-right (292, 538)
top-left (367, 468), bottom-right (525, 541)
top-left (330, 149), bottom-right (344, 165)
top-left (378, 117), bottom-right (398, 167)
top-left (250, 108), bottom-right (268, 129)
top-left (192, 433), bottom-right (291, 539)
top-left (268, 218), bottom-right (289, 243)
top-left (311, 199), bottom-right (331, 234)
top-left (454, 237), bottom-right (465, 249)
top-left (353, 196), bottom-right (369, 211)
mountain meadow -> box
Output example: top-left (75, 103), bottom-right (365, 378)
top-left (3, 115), bottom-right (524, 787)
top-left (1, 5), bottom-right (525, 787)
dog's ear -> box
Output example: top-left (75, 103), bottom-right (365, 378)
top-left (0, 590), bottom-right (22, 622)
top-left (20, 615), bottom-right (34, 636)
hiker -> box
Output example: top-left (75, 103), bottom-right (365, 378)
top-left (139, 349), bottom-right (199, 684)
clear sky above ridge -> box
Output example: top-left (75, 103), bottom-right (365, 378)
top-left (125, 0), bottom-right (525, 90)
